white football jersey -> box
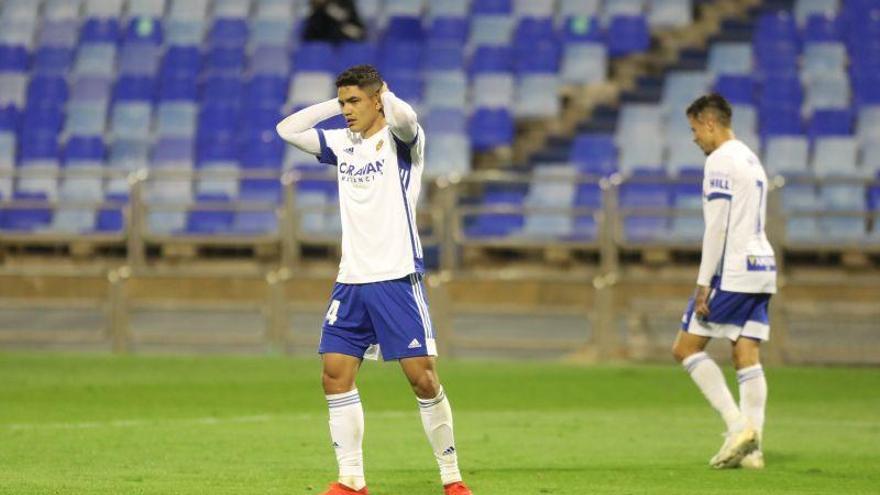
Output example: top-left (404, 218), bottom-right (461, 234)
top-left (703, 139), bottom-right (777, 294)
top-left (317, 125), bottom-right (426, 284)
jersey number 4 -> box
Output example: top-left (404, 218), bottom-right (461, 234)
top-left (325, 300), bottom-right (341, 325)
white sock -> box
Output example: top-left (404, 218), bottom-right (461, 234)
top-left (682, 352), bottom-right (747, 432)
top-left (737, 364), bottom-right (767, 445)
top-left (418, 387), bottom-right (462, 486)
top-left (326, 389), bottom-right (366, 490)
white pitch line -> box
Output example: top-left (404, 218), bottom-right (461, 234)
top-left (3, 411), bottom-right (878, 432)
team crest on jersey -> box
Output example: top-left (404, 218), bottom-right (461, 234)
top-left (376, 139), bottom-right (384, 151)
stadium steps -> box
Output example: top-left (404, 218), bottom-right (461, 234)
top-left (529, 0), bottom-right (763, 169)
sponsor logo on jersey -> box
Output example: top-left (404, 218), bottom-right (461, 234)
top-left (376, 139), bottom-right (384, 151)
top-left (344, 147), bottom-right (354, 155)
top-left (339, 159), bottom-right (385, 184)
top-left (747, 255), bottom-right (776, 272)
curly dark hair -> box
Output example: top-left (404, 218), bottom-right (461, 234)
top-left (686, 92), bottom-right (733, 127)
top-left (335, 64), bottom-right (383, 92)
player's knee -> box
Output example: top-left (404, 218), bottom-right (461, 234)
top-left (732, 347), bottom-right (760, 369)
top-left (672, 341), bottom-right (695, 363)
top-left (321, 369), bottom-right (355, 395)
top-left (408, 370), bottom-right (441, 399)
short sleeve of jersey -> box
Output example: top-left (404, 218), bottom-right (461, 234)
top-left (316, 129), bottom-right (344, 166)
top-left (703, 153), bottom-right (733, 201)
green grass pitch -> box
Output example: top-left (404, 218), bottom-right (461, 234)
top-left (1, 353), bottom-right (878, 494)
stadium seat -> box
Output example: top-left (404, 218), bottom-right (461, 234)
top-left (168, 0), bottom-right (210, 20)
top-left (119, 43), bottom-right (161, 76)
top-left (0, 192), bottom-right (52, 231)
top-left (0, 44), bottom-right (30, 72)
top-left (795, 0), bottom-right (840, 26)
top-left (472, 74), bottom-right (514, 109)
top-left (561, 42), bottom-right (607, 85)
top-left (425, 134), bottom-right (471, 177)
top-left (469, 15), bottom-right (515, 47)
top-left (522, 166), bottom-right (577, 238)
top-left (649, 0), bottom-right (692, 29)
top-left (165, 19), bottom-right (205, 45)
top-left (428, 17), bottom-right (470, 45)
top-left (80, 18), bottom-right (121, 44)
top-left (214, 0), bottom-right (252, 19)
top-left (857, 107), bottom-right (880, 144)
top-left (37, 20), bottom-right (78, 48)
top-left (707, 43), bottom-right (752, 75)
top-left (74, 43), bottom-right (117, 77)
top-left (661, 71), bottom-right (710, 114)
top-left (64, 102), bottom-right (107, 136)
top-left (811, 137), bottom-right (861, 178)
top-left (0, 73), bottom-right (28, 108)
top-left (71, 76), bottom-right (112, 103)
top-left (802, 43), bottom-right (847, 81)
top-left (469, 109), bottom-right (514, 151)
top-left (619, 136), bottom-right (665, 175)
top-left (186, 193), bottom-right (235, 234)
top-left (713, 75), bottom-right (755, 105)
top-left (128, 0), bottom-right (167, 18)
top-left (44, 0), bottom-right (84, 22)
top-left (570, 134), bottom-right (617, 176)
top-left (764, 136), bottom-right (810, 176)
top-left (559, 0), bottom-right (601, 17)
top-left (809, 109), bottom-right (853, 139)
top-left (424, 71), bottom-right (467, 109)
top-left (110, 103), bottom-right (153, 140)
top-left (249, 19), bottom-right (293, 46)
top-left (619, 176), bottom-right (670, 242)
top-left (607, 15), bottom-right (650, 57)
top-left (209, 18), bottom-right (249, 48)
top-left (804, 73), bottom-right (851, 113)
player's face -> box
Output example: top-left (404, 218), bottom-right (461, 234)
top-left (338, 85), bottom-right (382, 134)
top-left (688, 114), bottom-right (716, 156)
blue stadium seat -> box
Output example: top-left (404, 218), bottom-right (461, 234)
top-left (470, 46), bottom-right (513, 74)
top-left (755, 41), bottom-right (799, 76)
top-left (465, 186), bottom-right (525, 238)
top-left (32, 46), bottom-right (73, 75)
top-left (429, 17), bottom-right (469, 44)
top-left (809, 109), bottom-right (853, 139)
top-left (385, 16), bottom-right (425, 42)
top-left (802, 13), bottom-right (841, 42)
top-left (425, 42), bottom-right (465, 72)
top-left (202, 76), bottom-right (243, 105)
top-left (0, 192), bottom-right (52, 231)
top-left (186, 193), bottom-right (235, 234)
top-left (244, 75), bottom-right (287, 108)
top-left (95, 205), bottom-right (124, 232)
top-left (760, 107), bottom-right (803, 137)
top-left (161, 46), bottom-right (202, 78)
top-left (80, 18), bottom-right (121, 44)
top-left (159, 74), bottom-right (198, 101)
top-left (239, 178), bottom-right (282, 203)
top-left (570, 134), bottom-right (617, 176)
top-left (0, 106), bottom-right (19, 133)
top-left (380, 42), bottom-right (424, 78)
top-left (853, 74), bottom-right (880, 107)
top-left (515, 41), bottom-right (560, 74)
top-left (205, 46), bottom-right (245, 74)
top-left (23, 106), bottom-right (64, 134)
top-left (209, 18), bottom-right (248, 48)
top-left (755, 11), bottom-right (798, 46)
top-left (337, 42), bottom-right (379, 70)
top-left (713, 75), bottom-right (755, 104)
top-left (471, 0), bottom-right (512, 15)
top-left (607, 15), bottom-right (650, 57)
top-left (619, 177), bottom-right (670, 242)
top-left (26, 76), bottom-right (68, 109)
top-left (0, 44), bottom-right (28, 72)
top-left (469, 109), bottom-right (514, 151)
top-left (64, 136), bottom-right (105, 163)
top-left (115, 75), bottom-right (157, 102)
top-left (293, 42), bottom-right (336, 73)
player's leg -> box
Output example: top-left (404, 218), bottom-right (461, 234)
top-left (734, 337), bottom-right (767, 469)
top-left (673, 330), bottom-right (748, 433)
top-left (322, 353), bottom-right (368, 492)
top-left (364, 275), bottom-right (471, 494)
top-left (399, 356), bottom-right (469, 493)
top-left (318, 284), bottom-right (376, 494)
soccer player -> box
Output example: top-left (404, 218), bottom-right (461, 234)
top-left (276, 65), bottom-right (473, 495)
top-left (672, 93), bottom-right (776, 469)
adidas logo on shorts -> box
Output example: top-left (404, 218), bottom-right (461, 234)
top-left (408, 339), bottom-right (422, 349)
